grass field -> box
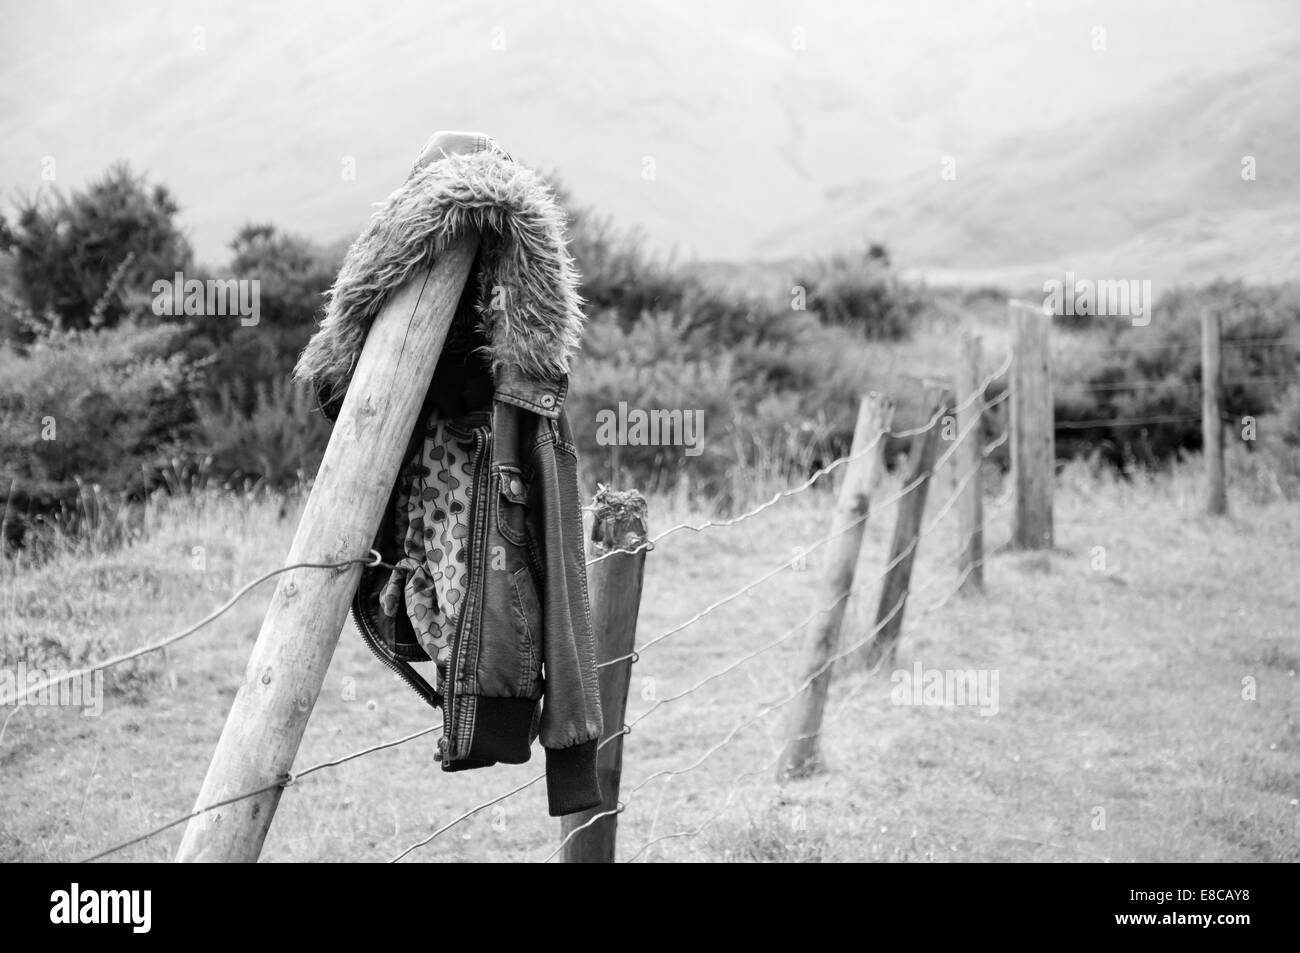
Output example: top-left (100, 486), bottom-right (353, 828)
top-left (1, 451), bottom-right (1297, 863)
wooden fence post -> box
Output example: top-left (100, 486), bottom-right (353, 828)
top-left (561, 488), bottom-right (650, 862)
top-left (1202, 309), bottom-right (1227, 516)
top-left (777, 393), bottom-right (894, 779)
top-left (1010, 300), bottom-right (1054, 549)
top-left (175, 233), bottom-right (479, 863)
top-left (956, 329), bottom-right (985, 592)
top-left (860, 385), bottom-right (951, 670)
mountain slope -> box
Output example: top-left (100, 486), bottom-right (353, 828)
top-left (1, 0), bottom-right (1296, 285)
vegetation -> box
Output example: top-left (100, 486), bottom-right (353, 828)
top-left (1, 163), bottom-right (1298, 553)
top-left (3, 162), bottom-right (192, 333)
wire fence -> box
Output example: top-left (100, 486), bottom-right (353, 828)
top-left (14, 322), bottom-right (1265, 862)
top-left (45, 358), bottom-right (1010, 863)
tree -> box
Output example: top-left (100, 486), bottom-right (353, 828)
top-left (4, 162), bottom-right (193, 331)
top-left (177, 223), bottom-right (338, 415)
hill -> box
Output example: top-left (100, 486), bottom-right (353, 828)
top-left (2, 0), bottom-right (1297, 286)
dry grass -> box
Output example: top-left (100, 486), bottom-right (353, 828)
top-left (1, 452), bottom-right (1297, 863)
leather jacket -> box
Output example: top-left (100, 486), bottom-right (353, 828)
top-left (297, 132), bottom-right (603, 816)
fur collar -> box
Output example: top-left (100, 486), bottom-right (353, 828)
top-left (294, 149), bottom-right (584, 401)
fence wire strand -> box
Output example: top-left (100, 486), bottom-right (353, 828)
top-left (2, 552), bottom-right (387, 707)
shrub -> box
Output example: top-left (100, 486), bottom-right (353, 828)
top-left (177, 224), bottom-right (339, 418)
top-left (1054, 281), bottom-right (1300, 465)
top-left (0, 322), bottom-right (198, 497)
top-left (570, 311), bottom-right (740, 496)
top-left (192, 377), bottom-right (330, 487)
top-left (795, 245), bottom-right (924, 340)
top-left (3, 162), bottom-right (193, 332)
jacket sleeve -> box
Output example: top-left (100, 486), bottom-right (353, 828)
top-left (530, 405), bottom-right (605, 816)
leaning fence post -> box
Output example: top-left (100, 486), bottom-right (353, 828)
top-left (1201, 309), bottom-right (1227, 516)
top-left (956, 328), bottom-right (985, 592)
top-left (777, 393), bottom-right (893, 780)
top-left (175, 233), bottom-right (479, 863)
top-left (561, 488), bottom-right (650, 862)
top-left (1010, 299), bottom-right (1054, 549)
top-left (860, 385), bottom-right (951, 670)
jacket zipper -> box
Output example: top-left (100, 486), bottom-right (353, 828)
top-left (350, 599), bottom-right (441, 710)
top-left (443, 422), bottom-right (489, 764)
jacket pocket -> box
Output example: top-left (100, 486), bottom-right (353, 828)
top-left (495, 464), bottom-right (530, 547)
top-left (510, 566), bottom-right (543, 698)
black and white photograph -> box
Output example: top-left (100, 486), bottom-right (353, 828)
top-left (0, 0), bottom-right (1295, 905)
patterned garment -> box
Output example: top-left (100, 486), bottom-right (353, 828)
top-left (378, 413), bottom-right (477, 684)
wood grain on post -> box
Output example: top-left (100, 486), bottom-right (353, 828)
top-left (1202, 309), bottom-right (1227, 516)
top-left (1010, 300), bottom-right (1054, 549)
top-left (956, 329), bottom-right (985, 592)
top-left (176, 233), bottom-right (479, 863)
top-left (860, 385), bottom-right (951, 670)
top-left (777, 393), bottom-right (894, 779)
top-left (561, 488), bottom-right (649, 862)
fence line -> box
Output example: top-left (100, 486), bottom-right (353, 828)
top-left (546, 416), bottom-right (1016, 860)
top-left (611, 503), bottom-right (1016, 862)
top-left (382, 397), bottom-right (1016, 862)
top-left (599, 386), bottom-right (1006, 670)
top-left (1055, 414), bottom-right (1201, 430)
top-left (72, 385), bottom-right (991, 862)
top-left (56, 303), bottom-right (1281, 861)
top-left (64, 356), bottom-right (1017, 863)
top-left (583, 351), bottom-right (1014, 569)
top-left (1059, 372), bottom-right (1294, 395)
top-left (12, 357), bottom-right (1012, 710)
top-left (1075, 335), bottom-right (1287, 354)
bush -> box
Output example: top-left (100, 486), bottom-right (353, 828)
top-left (177, 224), bottom-right (339, 418)
top-left (4, 162), bottom-right (193, 332)
top-left (570, 311), bottom-right (740, 496)
top-left (795, 245), bottom-right (924, 340)
top-left (192, 377), bottom-right (330, 487)
top-left (1054, 281), bottom-right (1300, 465)
top-left (0, 322), bottom-right (199, 496)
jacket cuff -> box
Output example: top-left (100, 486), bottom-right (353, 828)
top-left (545, 740), bottom-right (602, 816)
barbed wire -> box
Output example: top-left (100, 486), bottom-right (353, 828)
top-left (548, 467), bottom-right (1017, 860)
top-left (551, 451), bottom-right (1020, 862)
top-left (389, 769), bottom-right (546, 863)
top-left (584, 352), bottom-right (1015, 569)
top-left (82, 721), bottom-right (442, 863)
top-left (542, 584), bottom-right (914, 862)
top-left (1075, 336), bottom-right (1288, 355)
top-left (1055, 414), bottom-right (1201, 430)
top-left (59, 442), bottom-right (993, 864)
top-left (597, 384), bottom-right (1008, 672)
top-left (388, 591), bottom-right (855, 862)
top-left (616, 526), bottom-right (1014, 861)
top-left (1058, 372), bottom-right (1295, 395)
top-left (38, 360), bottom-right (1025, 865)
top-left (393, 430), bottom-right (1003, 863)
top-left (1, 552), bottom-right (389, 707)
top-left (394, 447), bottom-right (1001, 863)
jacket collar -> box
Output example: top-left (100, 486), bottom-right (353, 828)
top-left (295, 131), bottom-right (584, 407)
top-left (494, 364), bottom-right (567, 418)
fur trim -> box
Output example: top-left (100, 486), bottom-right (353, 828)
top-left (294, 150), bottom-right (584, 400)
